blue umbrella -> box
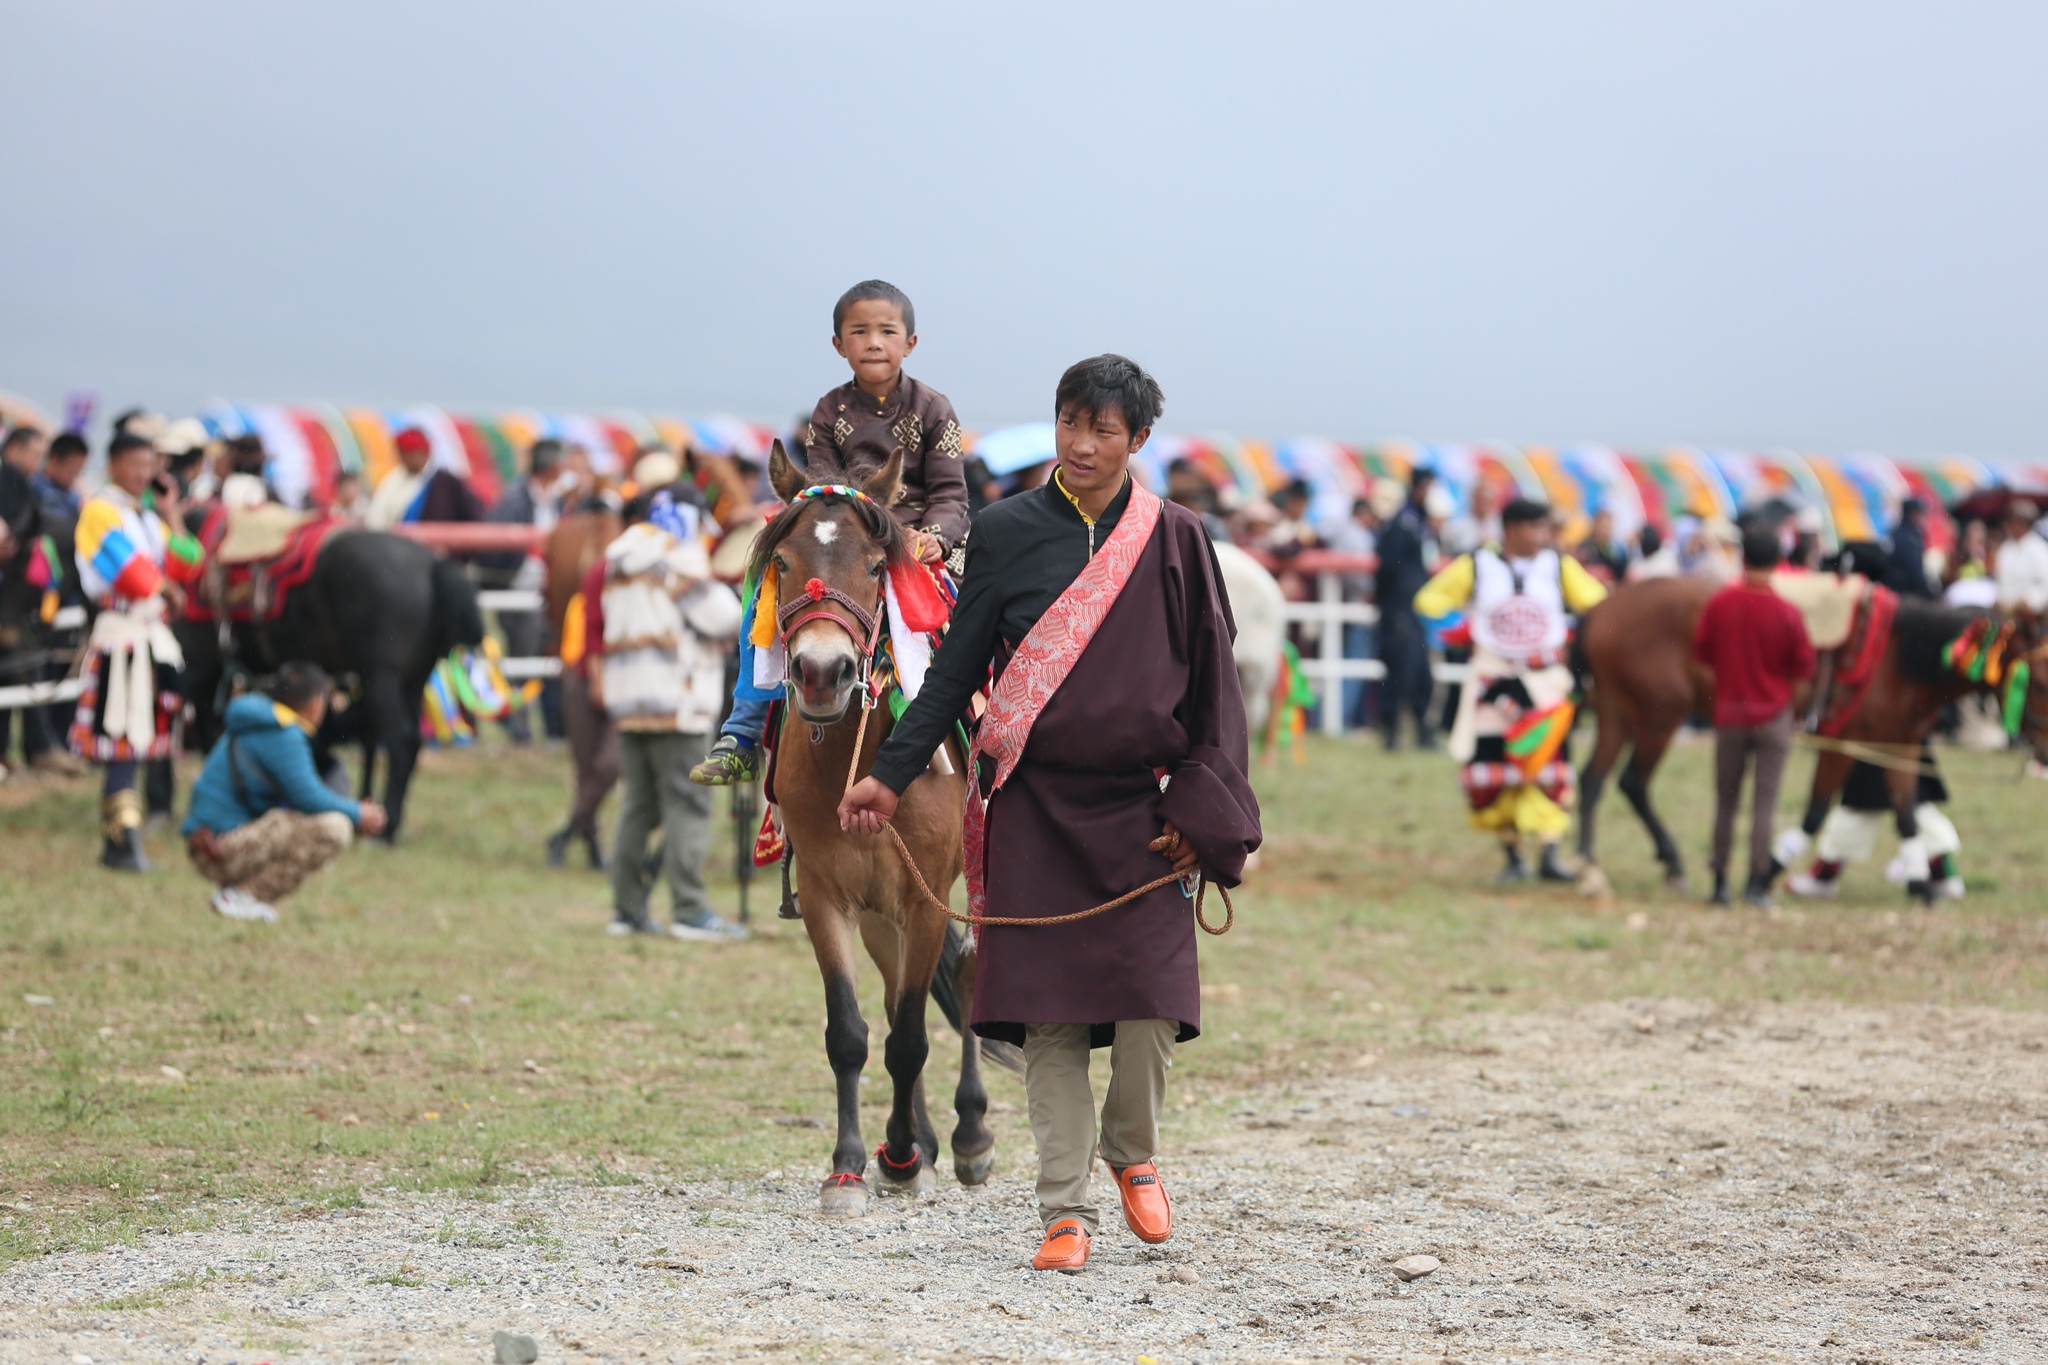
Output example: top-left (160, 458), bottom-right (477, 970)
top-left (975, 423), bottom-right (1057, 476)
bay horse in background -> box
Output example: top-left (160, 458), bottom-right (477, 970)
top-left (177, 528), bottom-right (484, 840)
top-left (1574, 576), bottom-right (2048, 902)
top-left (754, 437), bottom-right (1007, 1217)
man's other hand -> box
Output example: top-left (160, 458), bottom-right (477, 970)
top-left (838, 776), bottom-right (898, 835)
top-left (357, 801), bottom-right (389, 837)
top-left (909, 530), bottom-right (944, 565)
top-left (1151, 821), bottom-right (1200, 874)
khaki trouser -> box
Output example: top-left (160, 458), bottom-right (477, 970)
top-left (190, 809), bottom-right (354, 904)
top-left (1022, 1019), bottom-right (1177, 1232)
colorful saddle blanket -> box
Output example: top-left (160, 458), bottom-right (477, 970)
top-left (191, 507), bottom-right (340, 625)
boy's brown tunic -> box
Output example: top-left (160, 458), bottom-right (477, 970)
top-left (803, 375), bottom-right (970, 549)
top-left (872, 480), bottom-right (1261, 1048)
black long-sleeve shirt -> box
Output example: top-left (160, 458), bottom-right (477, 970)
top-left (871, 476), bottom-right (1134, 793)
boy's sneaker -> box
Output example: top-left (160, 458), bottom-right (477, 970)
top-left (688, 736), bottom-right (758, 787)
top-left (212, 887), bottom-right (279, 924)
top-left (605, 918), bottom-right (639, 937)
top-left (670, 912), bottom-right (748, 942)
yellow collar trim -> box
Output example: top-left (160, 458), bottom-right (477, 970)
top-left (1052, 467), bottom-right (1129, 527)
top-left (272, 701), bottom-right (316, 734)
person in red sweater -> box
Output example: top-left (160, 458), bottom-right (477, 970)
top-left (1692, 524), bottom-right (1816, 906)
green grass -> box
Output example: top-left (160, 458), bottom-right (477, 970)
top-left (2, 732), bottom-right (2043, 1267)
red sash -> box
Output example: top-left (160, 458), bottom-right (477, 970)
top-left (964, 482), bottom-right (1163, 923)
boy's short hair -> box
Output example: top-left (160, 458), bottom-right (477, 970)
top-left (108, 432), bottom-right (155, 462)
top-left (1501, 497), bottom-right (1551, 526)
top-left (1, 426), bottom-right (44, 456)
top-left (48, 432), bottom-right (89, 462)
top-left (271, 661), bottom-right (332, 712)
top-left (833, 279), bottom-right (915, 336)
top-left (1054, 354), bottom-right (1164, 435)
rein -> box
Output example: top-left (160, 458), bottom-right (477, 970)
top-left (782, 480), bottom-right (1233, 936)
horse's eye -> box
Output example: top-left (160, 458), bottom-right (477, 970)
top-left (772, 553), bottom-right (789, 574)
top-left (869, 559), bottom-right (886, 578)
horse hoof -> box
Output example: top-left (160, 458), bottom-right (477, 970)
top-left (876, 1164), bottom-right (938, 1201)
top-left (818, 1176), bottom-right (869, 1218)
top-left (954, 1150), bottom-right (994, 1187)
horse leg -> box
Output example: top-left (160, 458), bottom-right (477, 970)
top-left (1772, 749), bottom-right (1852, 886)
top-left (811, 909), bottom-right (872, 1218)
top-left (1575, 701), bottom-right (1630, 895)
top-left (1884, 766), bottom-right (1934, 903)
top-left (364, 670), bottom-right (423, 840)
top-left (948, 943), bottom-right (995, 1186)
top-left (863, 913), bottom-right (939, 1199)
top-left (1618, 723), bottom-right (1685, 886)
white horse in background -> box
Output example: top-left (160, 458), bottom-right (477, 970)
top-left (1212, 540), bottom-right (1286, 743)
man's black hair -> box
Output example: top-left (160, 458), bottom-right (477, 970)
top-left (1053, 353), bottom-right (1163, 435)
top-left (1741, 523), bottom-right (1783, 570)
top-left (528, 438), bottom-right (564, 474)
top-left (833, 279), bottom-right (915, 337)
top-left (226, 433), bottom-right (266, 475)
top-left (1409, 466), bottom-right (1437, 492)
top-left (108, 432), bottom-right (154, 461)
top-left (48, 432), bottom-right (88, 461)
top-left (1501, 497), bottom-right (1550, 526)
top-left (1637, 523), bottom-right (1663, 558)
top-left (1, 425), bottom-right (44, 454)
top-left (110, 408), bottom-right (150, 435)
top-left (271, 661), bottom-right (332, 712)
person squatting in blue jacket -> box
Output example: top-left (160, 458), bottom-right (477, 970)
top-left (182, 662), bottom-right (387, 923)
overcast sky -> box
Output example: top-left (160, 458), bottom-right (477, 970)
top-left (3, 1), bottom-right (2044, 458)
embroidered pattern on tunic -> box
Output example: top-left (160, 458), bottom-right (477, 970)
top-left (831, 417), bottom-right (854, 446)
top-left (933, 419), bottom-right (964, 460)
top-left (890, 413), bottom-right (923, 455)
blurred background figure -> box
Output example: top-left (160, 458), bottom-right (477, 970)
top-left (1995, 499), bottom-right (2048, 612)
top-left (1575, 507), bottom-right (1630, 585)
top-left (484, 437), bottom-right (573, 744)
top-left (1373, 467), bottom-right (1440, 751)
top-left (1885, 497), bottom-right (1934, 598)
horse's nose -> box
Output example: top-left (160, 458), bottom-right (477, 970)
top-left (792, 651), bottom-right (852, 694)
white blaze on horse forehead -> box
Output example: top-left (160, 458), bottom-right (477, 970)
top-left (812, 520), bottom-right (840, 546)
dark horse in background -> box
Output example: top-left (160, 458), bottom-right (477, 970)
top-left (177, 528), bottom-right (484, 839)
top-left (1574, 575), bottom-right (2047, 903)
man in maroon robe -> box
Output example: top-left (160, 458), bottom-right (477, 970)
top-left (841, 354), bottom-right (1260, 1273)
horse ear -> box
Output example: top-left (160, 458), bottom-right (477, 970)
top-left (767, 440), bottom-right (806, 503)
top-left (860, 446), bottom-right (904, 510)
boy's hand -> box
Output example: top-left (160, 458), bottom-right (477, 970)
top-left (357, 802), bottom-right (389, 836)
top-left (838, 776), bottom-right (898, 836)
top-left (909, 530), bottom-right (944, 565)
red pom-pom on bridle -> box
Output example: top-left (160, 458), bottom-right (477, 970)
top-left (804, 577), bottom-right (827, 602)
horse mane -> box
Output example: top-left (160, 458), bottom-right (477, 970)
top-left (1891, 594), bottom-right (1992, 684)
top-left (747, 450), bottom-right (905, 584)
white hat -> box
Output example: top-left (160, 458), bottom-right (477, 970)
top-left (632, 450), bottom-right (681, 490)
top-left (1423, 484), bottom-right (1455, 520)
top-left (157, 417), bottom-right (211, 457)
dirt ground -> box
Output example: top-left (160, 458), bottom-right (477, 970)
top-left (5, 997), bottom-right (2042, 1364)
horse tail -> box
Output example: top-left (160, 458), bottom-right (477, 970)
top-left (931, 921), bottom-right (1023, 1073)
top-left (431, 555), bottom-right (486, 657)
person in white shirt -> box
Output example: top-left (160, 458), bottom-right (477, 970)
top-left (1993, 499), bottom-right (2048, 613)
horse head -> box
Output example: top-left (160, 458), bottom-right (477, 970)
top-left (759, 439), bottom-right (905, 723)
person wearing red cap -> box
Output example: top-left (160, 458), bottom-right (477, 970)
top-left (366, 427), bottom-right (484, 529)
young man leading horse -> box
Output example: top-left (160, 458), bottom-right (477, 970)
top-left (840, 355), bottom-right (1261, 1273)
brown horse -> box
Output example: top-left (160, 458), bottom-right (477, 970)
top-left (1576, 578), bottom-right (2048, 900)
top-left (755, 438), bottom-right (996, 1217)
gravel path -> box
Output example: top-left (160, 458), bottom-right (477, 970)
top-left (6, 999), bottom-right (2044, 1364)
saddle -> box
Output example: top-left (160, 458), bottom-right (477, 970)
top-left (1769, 570), bottom-right (1865, 650)
top-left (193, 505), bottom-right (341, 625)
top-left (1776, 575), bottom-right (1897, 737)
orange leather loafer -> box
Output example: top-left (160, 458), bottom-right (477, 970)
top-left (1111, 1161), bottom-right (1174, 1243)
top-left (1031, 1218), bottom-right (1091, 1273)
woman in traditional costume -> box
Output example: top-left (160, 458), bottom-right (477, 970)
top-left (841, 355), bottom-right (1260, 1273)
top-left (70, 433), bottom-right (201, 870)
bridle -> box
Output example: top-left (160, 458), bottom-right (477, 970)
top-left (772, 484), bottom-right (889, 707)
